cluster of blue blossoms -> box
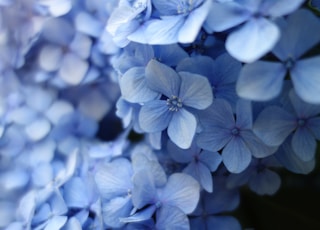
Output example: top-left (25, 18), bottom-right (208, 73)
top-left (1, 0), bottom-right (320, 229)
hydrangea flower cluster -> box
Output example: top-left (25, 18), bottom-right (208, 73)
top-left (1, 0), bottom-right (320, 229)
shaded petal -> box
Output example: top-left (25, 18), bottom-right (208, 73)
top-left (63, 217), bottom-right (82, 230)
top-left (272, 9), bottom-right (320, 60)
top-left (153, 44), bottom-right (188, 66)
top-left (184, 162), bottom-right (213, 192)
top-left (248, 169), bottom-right (281, 195)
top-left (236, 61), bottom-right (286, 101)
top-left (145, 59), bottom-right (180, 97)
top-left (132, 170), bottom-right (157, 209)
top-left (222, 137), bottom-right (252, 173)
top-left (204, 1), bottom-right (250, 32)
top-left (206, 216), bottom-right (241, 230)
top-left (291, 56), bottom-right (320, 104)
top-left (292, 127), bottom-right (316, 161)
top-left (120, 67), bottom-right (159, 103)
top-left (120, 205), bottom-right (156, 223)
top-left (235, 99), bottom-right (252, 129)
top-left (289, 90), bottom-right (320, 118)
top-left (167, 140), bottom-right (196, 163)
top-left (44, 216), bottom-right (67, 230)
top-left (309, 117), bottom-right (320, 140)
top-left (102, 196), bottom-right (132, 228)
top-left (179, 72), bottom-right (213, 109)
top-left (264, 0), bottom-right (304, 17)
top-left (226, 18), bottom-right (280, 63)
top-left (159, 173), bottom-right (200, 214)
top-left (199, 150), bottom-right (222, 172)
top-left (139, 100), bottom-right (172, 133)
top-left (167, 109), bottom-right (197, 149)
top-left (197, 127), bottom-right (232, 152)
top-left (253, 106), bottom-right (296, 146)
top-left (275, 140), bottom-right (316, 174)
top-left (156, 206), bottom-right (189, 230)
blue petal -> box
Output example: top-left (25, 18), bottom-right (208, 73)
top-left (178, 72), bottom-right (213, 109)
top-left (292, 127), bottom-right (316, 162)
top-left (75, 12), bottom-right (103, 37)
top-left (159, 173), bottom-right (200, 214)
top-left (236, 61), bottom-right (286, 101)
top-left (38, 45), bottom-right (62, 72)
top-left (153, 44), bottom-right (188, 67)
top-left (204, 1), bottom-right (250, 32)
top-left (120, 205), bottom-right (156, 223)
top-left (309, 117), bottom-right (320, 140)
top-left (184, 162), bottom-right (213, 192)
top-left (289, 90), bottom-right (320, 118)
top-left (152, 0), bottom-right (180, 15)
top-left (156, 206), bottom-right (189, 230)
top-left (120, 67), bottom-right (159, 103)
top-left (167, 140), bottom-right (196, 163)
top-left (235, 99), bottom-right (252, 129)
top-left (253, 106), bottom-right (296, 146)
top-left (128, 16), bottom-right (184, 44)
top-left (132, 170), bottom-right (157, 209)
top-left (197, 127), bottom-right (232, 152)
top-left (178, 0), bottom-right (211, 43)
top-left (102, 196), bottom-right (133, 228)
top-left (94, 158), bottom-right (133, 200)
top-left (272, 9), bottom-right (320, 60)
top-left (222, 137), bottom-right (252, 173)
top-left (139, 100), bottom-right (172, 133)
top-left (63, 177), bottom-right (89, 208)
top-left (226, 17), bottom-right (280, 63)
top-left (63, 217), bottom-right (82, 230)
top-left (248, 169), bottom-right (281, 195)
top-left (25, 118), bottom-right (51, 141)
top-left (58, 53), bottom-right (88, 85)
top-left (291, 56), bottom-right (320, 104)
top-left (44, 216), bottom-right (67, 230)
top-left (199, 150), bottom-right (222, 172)
top-left (145, 59), bottom-right (180, 97)
top-left (167, 109), bottom-right (197, 149)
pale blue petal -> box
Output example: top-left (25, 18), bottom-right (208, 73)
top-left (94, 158), bottom-right (133, 200)
top-left (253, 106), bottom-right (296, 146)
top-left (178, 72), bottom-right (213, 109)
top-left (236, 61), bottom-right (286, 101)
top-left (25, 118), bottom-right (51, 141)
top-left (226, 18), bottom-right (280, 63)
top-left (204, 1), bottom-right (250, 32)
top-left (167, 109), bottom-right (197, 149)
top-left (178, 0), bottom-right (211, 43)
top-left (289, 90), bottom-right (320, 117)
top-left (199, 150), bottom-right (222, 172)
top-left (44, 216), bottom-right (67, 230)
top-left (32, 163), bottom-right (53, 187)
top-left (102, 196), bottom-right (132, 228)
top-left (69, 33), bottom-right (92, 59)
top-left (272, 9), bottom-right (320, 60)
top-left (58, 53), bottom-right (88, 85)
top-left (120, 67), bottom-right (159, 103)
top-left (206, 216), bottom-right (241, 230)
top-left (139, 100), bottom-right (172, 132)
top-left (75, 12), bottom-right (103, 37)
top-left (63, 217), bottom-right (82, 230)
top-left (156, 206), bottom-right (189, 230)
top-left (248, 169), bottom-right (281, 195)
top-left (38, 45), bottom-right (63, 72)
top-left (159, 173), bottom-right (200, 214)
top-left (128, 16), bottom-right (184, 45)
top-left (152, 0), bottom-right (180, 15)
top-left (113, 20), bottom-right (140, 47)
top-left (63, 177), bottom-right (89, 208)
top-left (153, 44), bottom-right (188, 66)
top-left (275, 140), bottom-right (316, 174)
top-left (222, 137), bottom-right (252, 173)
top-left (132, 170), bottom-right (157, 209)
top-left (264, 0), bottom-right (304, 17)
top-left (292, 127), bottom-right (316, 162)
top-left (145, 59), bottom-right (180, 97)
top-left (291, 56), bottom-right (320, 104)
top-left (120, 205), bottom-right (156, 223)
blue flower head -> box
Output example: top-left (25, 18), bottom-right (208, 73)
top-left (138, 59), bottom-right (213, 149)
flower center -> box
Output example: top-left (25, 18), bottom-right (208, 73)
top-left (231, 128), bottom-right (240, 136)
top-left (297, 118), bottom-right (306, 127)
top-left (177, 0), bottom-right (195, 14)
top-left (167, 95), bottom-right (183, 112)
top-left (284, 57), bottom-right (295, 69)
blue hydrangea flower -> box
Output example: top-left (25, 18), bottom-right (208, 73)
top-left (253, 90), bottom-right (320, 161)
top-left (197, 99), bottom-right (276, 173)
top-left (167, 140), bottom-right (221, 192)
top-left (138, 59), bottom-right (213, 149)
top-left (128, 0), bottom-right (212, 44)
top-left (205, 0), bottom-right (305, 62)
top-left (237, 9), bottom-right (320, 103)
